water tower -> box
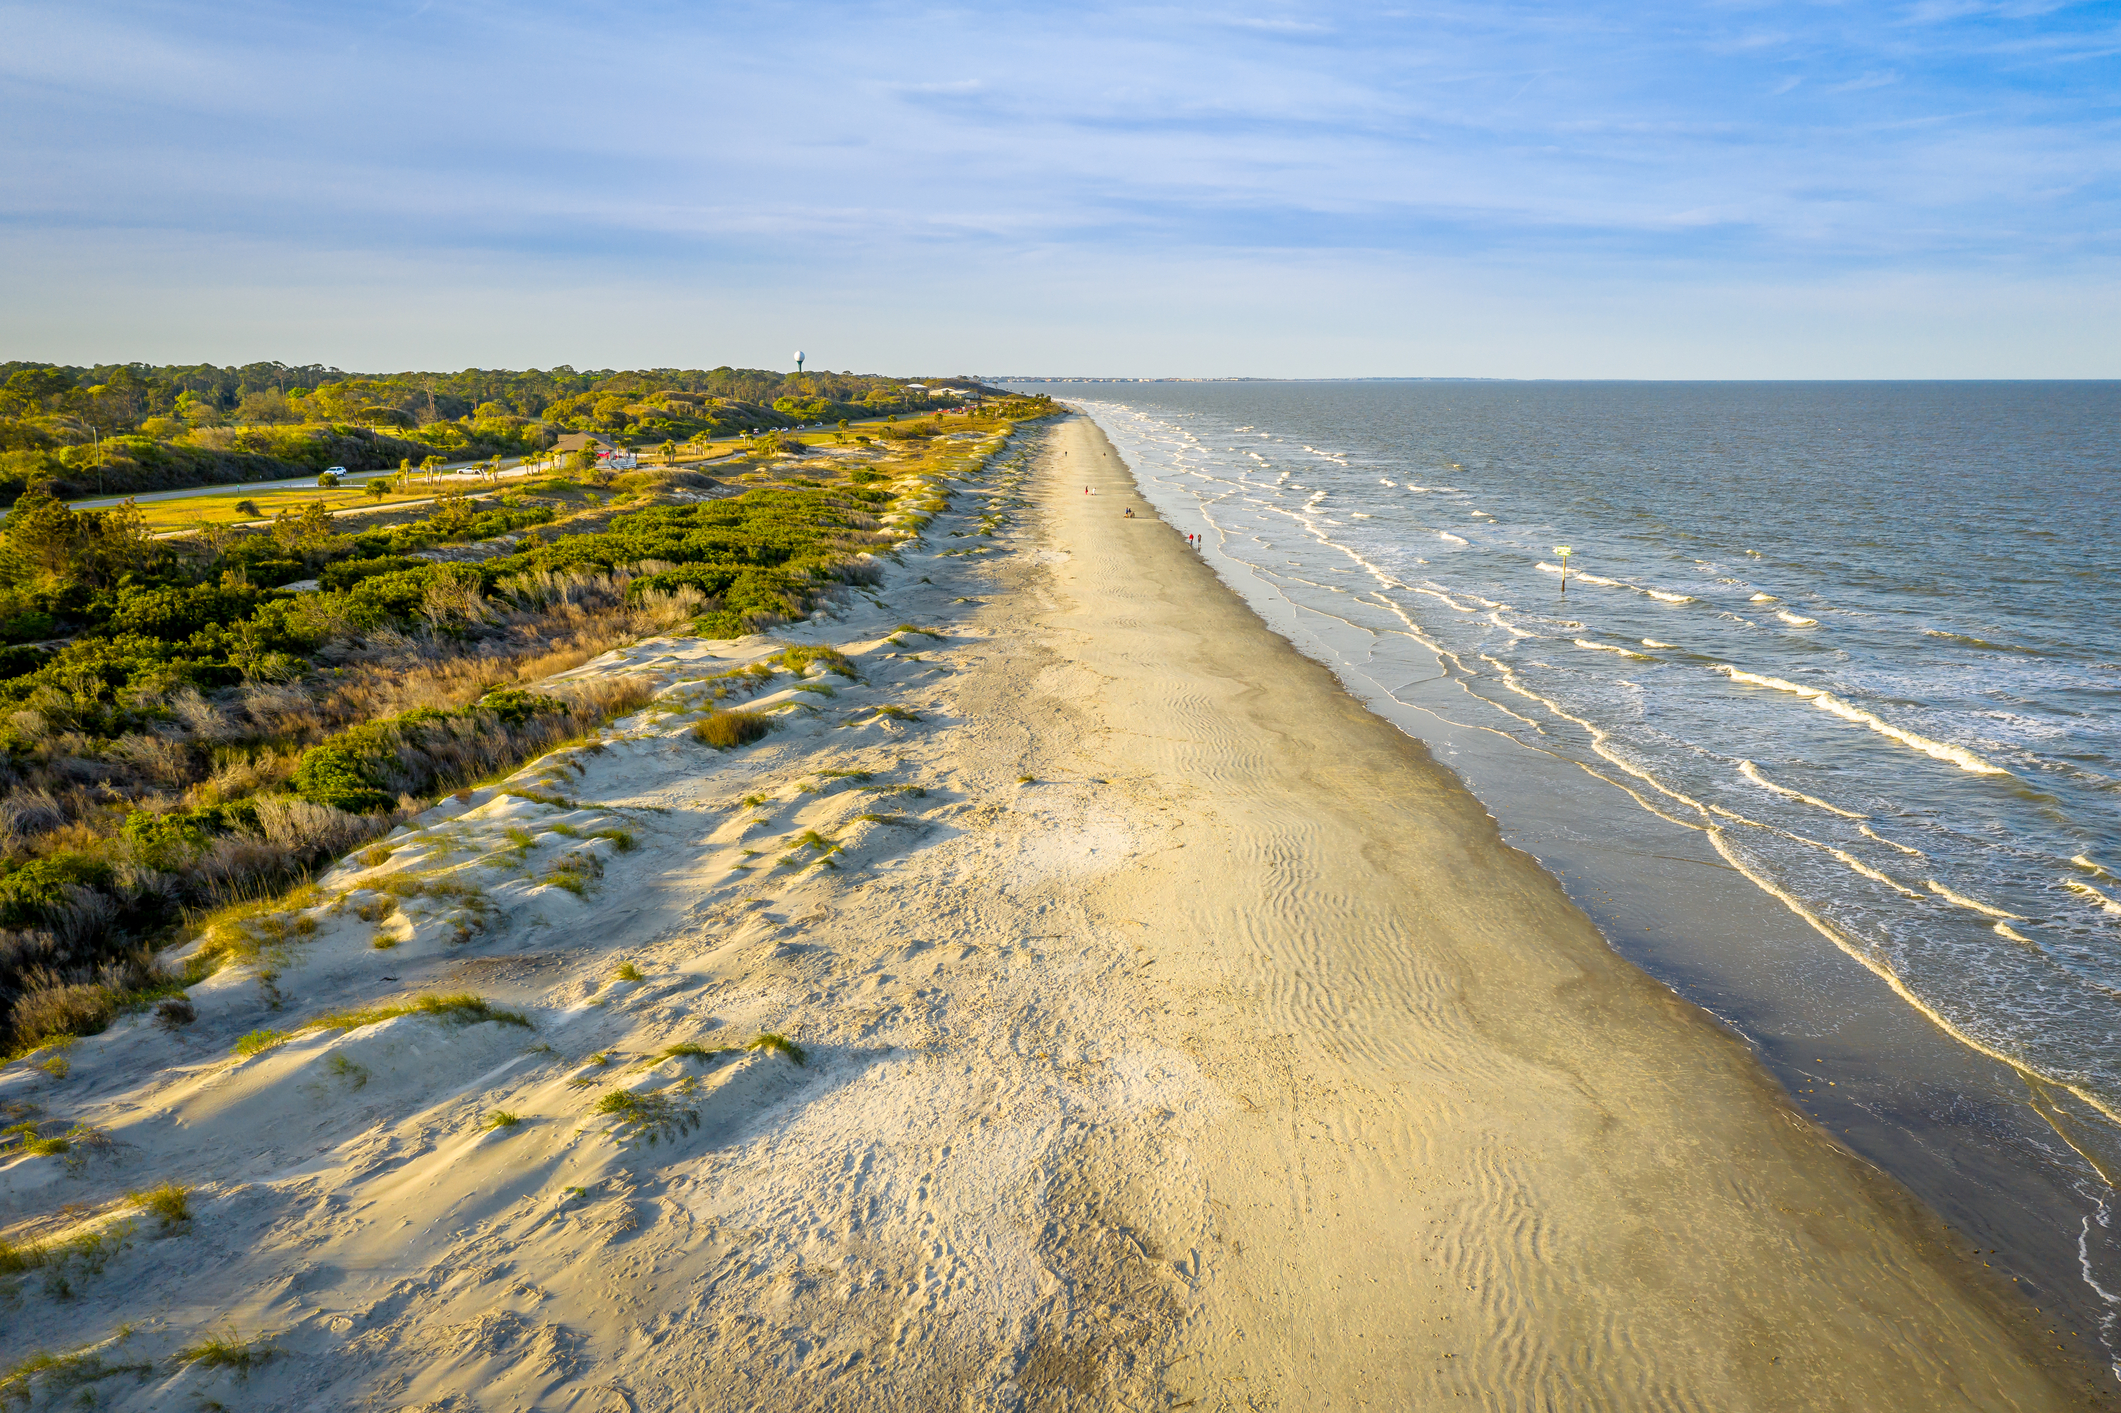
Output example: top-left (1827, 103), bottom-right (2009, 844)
top-left (795, 350), bottom-right (806, 375)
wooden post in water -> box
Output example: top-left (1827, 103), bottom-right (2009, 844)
top-left (1556, 545), bottom-right (1571, 594)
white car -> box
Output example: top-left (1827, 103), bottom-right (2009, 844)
top-left (324, 466), bottom-right (348, 476)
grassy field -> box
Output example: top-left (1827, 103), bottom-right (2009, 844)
top-left (128, 482), bottom-right (455, 530)
top-left (97, 407), bottom-right (982, 532)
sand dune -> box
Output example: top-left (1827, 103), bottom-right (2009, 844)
top-left (0, 415), bottom-right (2095, 1410)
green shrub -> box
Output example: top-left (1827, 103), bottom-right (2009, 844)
top-left (120, 808), bottom-right (217, 871)
top-left (0, 855), bottom-right (113, 928)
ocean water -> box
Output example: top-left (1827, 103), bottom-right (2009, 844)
top-left (1021, 380), bottom-right (2121, 1365)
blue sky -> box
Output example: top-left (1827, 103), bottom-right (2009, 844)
top-left (2, 0), bottom-right (2116, 376)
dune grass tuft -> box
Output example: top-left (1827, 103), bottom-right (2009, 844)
top-left (592, 1088), bottom-right (700, 1145)
top-left (172, 1330), bottom-right (275, 1375)
top-left (658, 1041), bottom-right (733, 1063)
top-left (484, 1110), bottom-right (522, 1131)
top-left (126, 1182), bottom-right (192, 1233)
top-left (691, 710), bottom-right (772, 749)
top-left (542, 851), bottom-right (604, 896)
top-left (613, 962), bottom-right (645, 982)
top-left (778, 644), bottom-right (859, 679)
top-left (748, 1033), bottom-right (808, 1066)
top-left (232, 995), bottom-right (529, 1057)
top-left (0, 1342), bottom-right (154, 1406)
top-left (310, 993), bottom-right (531, 1034)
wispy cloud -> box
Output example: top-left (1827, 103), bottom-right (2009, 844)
top-left (1827, 70), bottom-right (1902, 92)
top-left (0, 0), bottom-right (2113, 374)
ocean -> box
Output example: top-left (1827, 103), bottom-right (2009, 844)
top-left (1020, 380), bottom-right (2121, 1369)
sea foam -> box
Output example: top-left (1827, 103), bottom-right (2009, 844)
top-left (1714, 667), bottom-right (2007, 775)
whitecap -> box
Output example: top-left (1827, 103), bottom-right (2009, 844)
top-left (1713, 666), bottom-right (2007, 775)
top-left (1737, 760), bottom-right (1866, 819)
top-left (1751, 593), bottom-right (1779, 603)
top-left (1776, 610), bottom-right (1819, 627)
top-left (1994, 922), bottom-right (2037, 945)
top-left (1861, 824), bottom-right (1926, 857)
top-left (1438, 532), bottom-right (1468, 546)
top-left (1927, 879), bottom-right (2025, 919)
top-left (2063, 879), bottom-right (2121, 916)
top-left (1575, 639), bottom-right (1655, 660)
top-left (1642, 638), bottom-right (1677, 649)
top-left (1576, 572), bottom-right (1624, 587)
top-left (1646, 590), bottom-right (1694, 604)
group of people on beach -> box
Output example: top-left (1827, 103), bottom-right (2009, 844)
top-left (1083, 483), bottom-right (1201, 547)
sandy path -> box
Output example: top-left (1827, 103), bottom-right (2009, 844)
top-left (0, 415), bottom-right (2097, 1411)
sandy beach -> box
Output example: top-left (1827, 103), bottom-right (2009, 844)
top-left (0, 412), bottom-right (2101, 1410)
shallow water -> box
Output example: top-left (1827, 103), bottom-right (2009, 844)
top-left (1023, 379), bottom-right (2121, 1372)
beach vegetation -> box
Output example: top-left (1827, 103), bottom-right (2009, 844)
top-left (0, 1338), bottom-right (155, 1406)
top-left (541, 850), bottom-right (603, 896)
top-left (171, 1330), bottom-right (275, 1375)
top-left (592, 1087), bottom-right (700, 1145)
top-left (484, 1110), bottom-right (522, 1130)
top-left (613, 961), bottom-right (644, 982)
top-left (309, 992), bottom-right (529, 1033)
top-left (0, 364), bottom-right (1050, 1053)
top-left (4, 1218), bottom-right (134, 1299)
top-left (657, 1041), bottom-right (730, 1062)
top-left (691, 710), bottom-right (771, 748)
top-left (126, 1181), bottom-right (193, 1232)
top-left (233, 1029), bottom-right (290, 1058)
top-left (748, 1032), bottom-right (807, 1066)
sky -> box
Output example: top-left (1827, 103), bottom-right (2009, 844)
top-left (1, 0), bottom-right (2116, 378)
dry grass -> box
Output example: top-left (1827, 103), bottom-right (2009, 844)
top-left (690, 710), bottom-right (772, 749)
